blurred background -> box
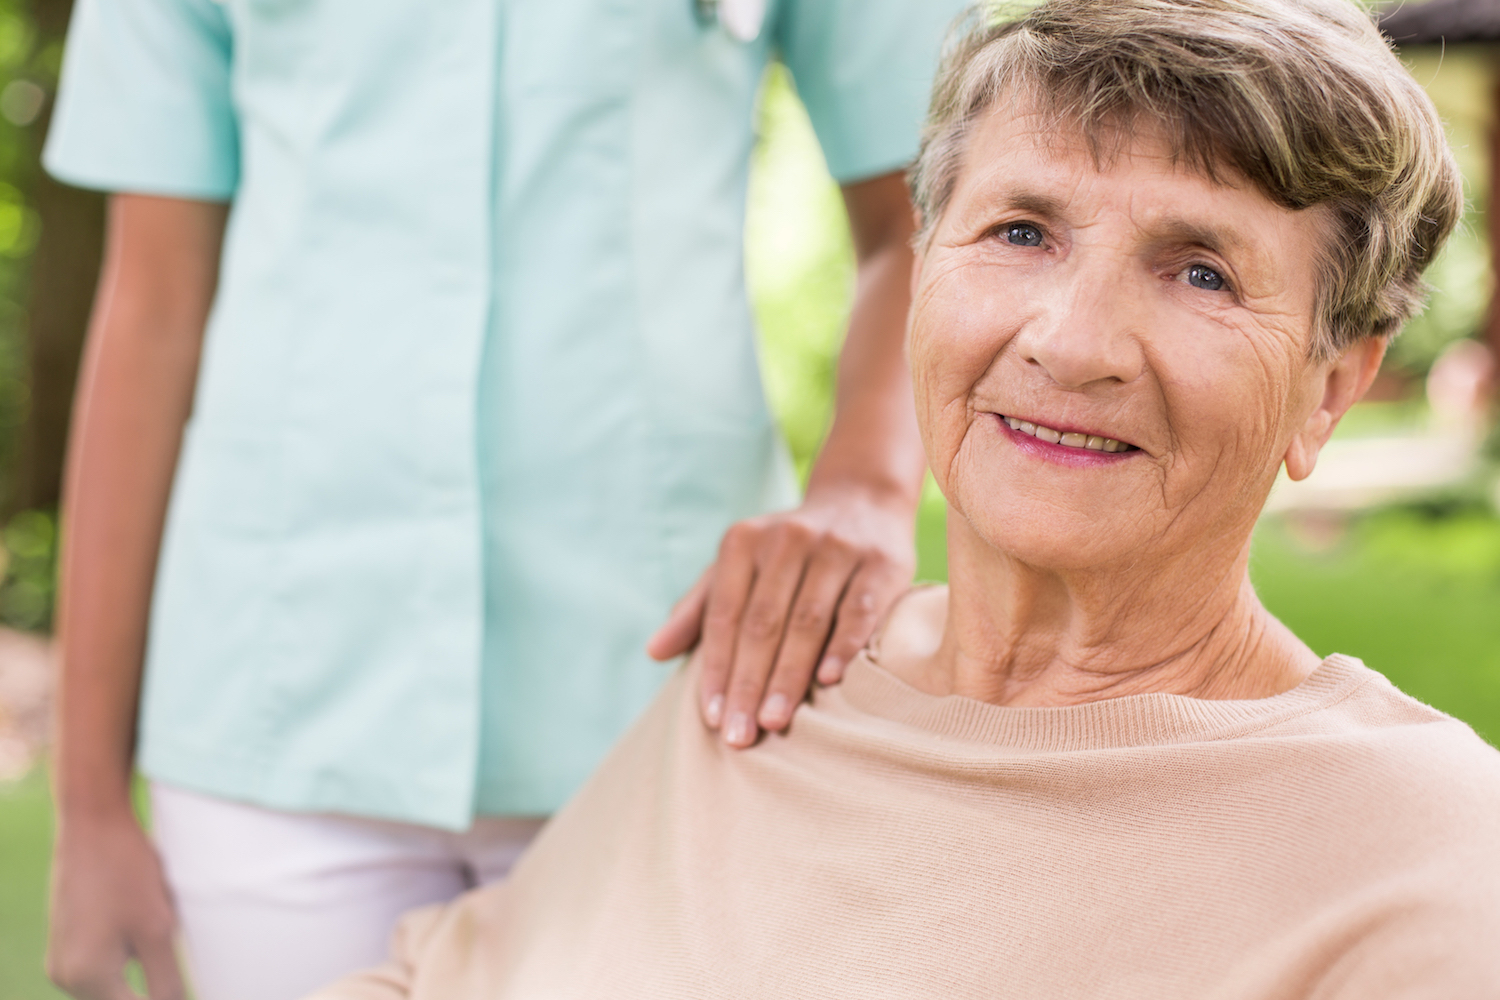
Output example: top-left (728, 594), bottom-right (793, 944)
top-left (0, 2), bottom-right (1498, 995)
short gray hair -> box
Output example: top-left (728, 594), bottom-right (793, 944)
top-left (909, 0), bottom-right (1465, 357)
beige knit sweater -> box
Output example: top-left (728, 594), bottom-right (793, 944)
top-left (312, 591), bottom-right (1500, 999)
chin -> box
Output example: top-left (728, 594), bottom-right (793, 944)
top-left (955, 497), bottom-right (1144, 573)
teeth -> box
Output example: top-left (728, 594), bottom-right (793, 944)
top-left (1004, 416), bottom-right (1131, 454)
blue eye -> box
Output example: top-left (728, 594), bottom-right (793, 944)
top-left (1005, 223), bottom-right (1043, 247)
top-left (1187, 264), bottom-right (1226, 291)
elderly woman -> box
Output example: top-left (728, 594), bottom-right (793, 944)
top-left (310, 0), bottom-right (1500, 996)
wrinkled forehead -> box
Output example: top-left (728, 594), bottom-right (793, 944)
top-left (974, 85), bottom-right (1246, 192)
top-left (951, 102), bottom-right (1239, 223)
top-left (997, 72), bottom-right (1280, 188)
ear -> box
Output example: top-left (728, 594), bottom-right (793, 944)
top-left (1283, 336), bottom-right (1387, 482)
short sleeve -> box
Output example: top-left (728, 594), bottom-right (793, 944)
top-left (44, 0), bottom-right (238, 199)
top-left (773, 0), bottom-right (971, 184)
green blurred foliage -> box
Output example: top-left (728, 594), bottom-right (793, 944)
top-left (0, 0), bottom-right (44, 444)
top-left (1388, 48), bottom-right (1494, 377)
top-left (0, 506), bottom-right (54, 629)
top-left (746, 64), bottom-right (855, 480)
top-left (1252, 507), bottom-right (1500, 746)
top-left (0, 0), bottom-right (65, 634)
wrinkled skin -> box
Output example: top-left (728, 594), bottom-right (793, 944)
top-left (893, 105), bottom-right (1385, 706)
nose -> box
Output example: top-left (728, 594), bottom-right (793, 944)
top-left (1013, 260), bottom-right (1146, 389)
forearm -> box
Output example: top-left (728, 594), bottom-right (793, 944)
top-left (805, 174), bottom-right (926, 511)
top-left (655, 173), bottom-right (927, 742)
top-left (56, 318), bottom-right (197, 820)
top-left (53, 195), bottom-right (226, 824)
top-left (806, 242), bottom-right (926, 508)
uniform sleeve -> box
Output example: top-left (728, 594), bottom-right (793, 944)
top-left (773, 0), bottom-right (971, 184)
top-left (44, 0), bottom-right (238, 198)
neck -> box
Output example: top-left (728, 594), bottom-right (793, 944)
top-left (912, 514), bottom-right (1320, 707)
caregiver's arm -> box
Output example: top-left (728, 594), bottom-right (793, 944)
top-left (48, 194), bottom-right (226, 1000)
top-left (648, 171), bottom-right (926, 748)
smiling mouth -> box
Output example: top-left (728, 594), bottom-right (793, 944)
top-left (1001, 416), bottom-right (1138, 454)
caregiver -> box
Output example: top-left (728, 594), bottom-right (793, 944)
top-left (41, 1), bottom-right (963, 998)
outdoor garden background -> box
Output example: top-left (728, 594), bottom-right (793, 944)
top-left (0, 2), bottom-right (1498, 995)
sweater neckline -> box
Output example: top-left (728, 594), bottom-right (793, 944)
top-left (838, 647), bottom-right (1374, 752)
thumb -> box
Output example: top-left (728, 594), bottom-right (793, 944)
top-left (646, 572), bottom-right (710, 660)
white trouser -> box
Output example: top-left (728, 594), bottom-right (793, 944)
top-left (149, 783), bottom-right (546, 1000)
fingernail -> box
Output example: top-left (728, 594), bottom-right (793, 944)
top-left (817, 657), bottom-right (842, 684)
top-left (724, 713), bottom-right (754, 747)
top-left (759, 694), bottom-right (789, 727)
top-left (705, 695), bottom-right (725, 728)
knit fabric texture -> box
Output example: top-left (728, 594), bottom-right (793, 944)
top-left (311, 591), bottom-right (1500, 999)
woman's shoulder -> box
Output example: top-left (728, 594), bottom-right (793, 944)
top-left (864, 585), bottom-right (948, 674)
top-left (1283, 655), bottom-right (1500, 817)
top-left (1293, 655), bottom-right (1492, 744)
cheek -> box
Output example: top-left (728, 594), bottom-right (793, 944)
top-left (1152, 317), bottom-right (1303, 509)
top-left (908, 266), bottom-right (1019, 489)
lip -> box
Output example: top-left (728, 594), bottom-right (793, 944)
top-left (992, 413), bottom-right (1142, 467)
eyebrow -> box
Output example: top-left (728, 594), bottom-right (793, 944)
top-left (997, 189), bottom-right (1069, 221)
top-left (1144, 218), bottom-right (1250, 257)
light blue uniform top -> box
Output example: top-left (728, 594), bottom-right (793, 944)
top-left (46, 0), bottom-right (963, 829)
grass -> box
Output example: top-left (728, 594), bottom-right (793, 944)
top-left (0, 766), bottom-right (63, 999)
top-left (1252, 506), bottom-right (1500, 745)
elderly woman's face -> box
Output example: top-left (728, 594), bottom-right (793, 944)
top-left (910, 106), bottom-right (1342, 571)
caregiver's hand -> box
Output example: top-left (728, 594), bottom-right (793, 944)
top-left (648, 483), bottom-right (916, 747)
top-left (648, 171), bottom-right (927, 747)
top-left (48, 810), bottom-right (186, 1000)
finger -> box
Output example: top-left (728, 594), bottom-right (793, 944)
top-left (134, 932), bottom-right (186, 1000)
top-left (646, 570), bottom-right (711, 661)
top-left (817, 561), bottom-right (908, 685)
top-left (757, 541), bottom-right (860, 731)
top-left (721, 525), bottom-right (818, 748)
top-left (695, 525), bottom-right (761, 730)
